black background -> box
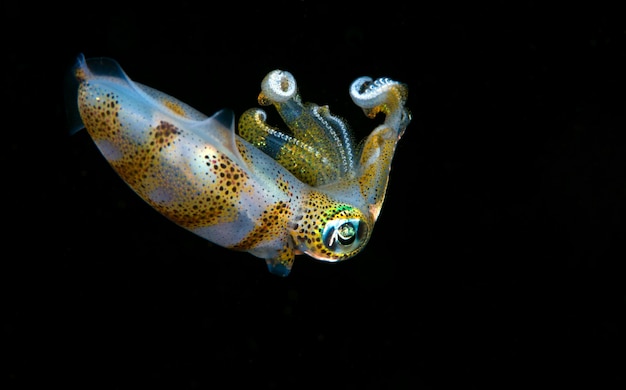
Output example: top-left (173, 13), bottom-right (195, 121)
top-left (5, 1), bottom-right (625, 389)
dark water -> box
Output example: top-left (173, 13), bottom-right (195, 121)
top-left (5, 2), bottom-right (625, 389)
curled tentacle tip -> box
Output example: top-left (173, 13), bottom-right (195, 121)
top-left (349, 76), bottom-right (406, 109)
top-left (349, 77), bottom-right (372, 106)
top-left (261, 69), bottom-right (297, 104)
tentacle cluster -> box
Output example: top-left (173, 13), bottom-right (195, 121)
top-left (238, 70), bottom-right (356, 187)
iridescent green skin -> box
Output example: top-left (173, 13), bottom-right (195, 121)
top-left (70, 55), bottom-right (410, 276)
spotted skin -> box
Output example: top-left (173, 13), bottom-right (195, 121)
top-left (293, 192), bottom-right (369, 261)
top-left (69, 55), bottom-right (410, 276)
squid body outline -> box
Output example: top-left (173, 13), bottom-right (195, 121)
top-left (67, 54), bottom-right (411, 276)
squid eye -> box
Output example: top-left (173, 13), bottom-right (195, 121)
top-left (322, 218), bottom-right (368, 254)
top-left (336, 222), bottom-right (356, 245)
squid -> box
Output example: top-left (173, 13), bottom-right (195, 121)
top-left (67, 54), bottom-right (411, 276)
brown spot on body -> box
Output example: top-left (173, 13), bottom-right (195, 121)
top-left (162, 100), bottom-right (186, 117)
